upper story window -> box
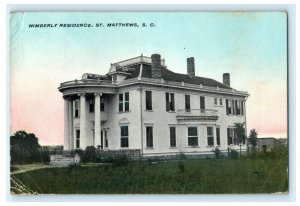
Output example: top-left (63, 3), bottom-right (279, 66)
top-left (214, 98), bottom-right (218, 105)
top-left (100, 98), bottom-right (105, 111)
top-left (235, 100), bottom-right (244, 115)
top-left (226, 99), bottom-right (234, 115)
top-left (185, 95), bottom-right (190, 111)
top-left (200, 96), bottom-right (205, 112)
top-left (226, 99), bottom-right (244, 116)
top-left (74, 100), bottom-right (80, 118)
top-left (166, 92), bottom-right (175, 112)
top-left (89, 98), bottom-right (94, 113)
top-left (119, 92), bottom-right (130, 112)
top-left (188, 127), bottom-right (198, 146)
top-left (207, 126), bottom-right (214, 146)
top-left (120, 125), bottom-right (129, 148)
top-left (145, 91), bottom-right (152, 111)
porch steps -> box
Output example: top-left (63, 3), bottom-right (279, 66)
top-left (49, 154), bottom-right (80, 167)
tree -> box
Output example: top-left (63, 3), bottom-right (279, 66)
top-left (249, 129), bottom-right (258, 152)
top-left (234, 123), bottom-right (246, 156)
top-left (10, 131), bottom-right (43, 164)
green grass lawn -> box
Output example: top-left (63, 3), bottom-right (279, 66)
top-left (10, 156), bottom-right (288, 194)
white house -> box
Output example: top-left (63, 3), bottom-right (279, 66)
top-left (58, 54), bottom-right (249, 157)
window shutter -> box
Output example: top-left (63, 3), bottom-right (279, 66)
top-left (166, 93), bottom-right (170, 111)
top-left (232, 100), bottom-right (235, 115)
top-left (235, 100), bottom-right (238, 116)
top-left (241, 101), bottom-right (244, 116)
top-left (171, 93), bottom-right (175, 111)
top-left (227, 128), bottom-right (230, 145)
top-left (200, 96), bottom-right (205, 111)
top-left (226, 99), bottom-right (229, 115)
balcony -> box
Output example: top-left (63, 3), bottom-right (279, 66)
top-left (176, 109), bottom-right (219, 121)
top-left (58, 79), bottom-right (117, 96)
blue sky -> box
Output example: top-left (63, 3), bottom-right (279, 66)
top-left (10, 12), bottom-right (287, 144)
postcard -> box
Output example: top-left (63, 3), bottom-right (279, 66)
top-left (10, 11), bottom-right (288, 195)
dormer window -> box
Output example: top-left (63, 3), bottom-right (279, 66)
top-left (112, 75), bottom-right (117, 83)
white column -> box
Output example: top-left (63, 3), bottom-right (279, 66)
top-left (79, 93), bottom-right (86, 149)
top-left (68, 100), bottom-right (74, 149)
top-left (64, 97), bottom-right (70, 150)
top-left (94, 93), bottom-right (102, 148)
top-left (213, 125), bottom-right (217, 147)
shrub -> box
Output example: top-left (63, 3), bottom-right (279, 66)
top-left (40, 149), bottom-right (50, 164)
top-left (82, 146), bottom-right (96, 163)
top-left (245, 147), bottom-right (288, 160)
top-left (179, 153), bottom-right (187, 160)
top-left (213, 148), bottom-right (222, 159)
top-left (229, 149), bottom-right (239, 159)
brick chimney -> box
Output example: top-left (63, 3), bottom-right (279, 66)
top-left (151, 54), bottom-right (162, 79)
top-left (223, 73), bottom-right (230, 86)
top-left (187, 57), bottom-right (195, 77)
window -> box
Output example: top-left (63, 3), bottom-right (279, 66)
top-left (100, 98), bottom-right (105, 111)
top-left (146, 126), bottom-right (153, 148)
top-left (235, 100), bottom-right (244, 116)
top-left (89, 98), bottom-right (94, 113)
top-left (119, 92), bottom-right (130, 112)
top-left (119, 94), bottom-right (123, 112)
top-left (227, 128), bottom-right (237, 145)
top-left (236, 101), bottom-right (241, 115)
top-left (169, 127), bottom-right (176, 147)
top-left (146, 91), bottom-right (152, 110)
top-left (220, 98), bottom-right (223, 106)
top-left (76, 129), bottom-right (80, 148)
top-left (166, 92), bottom-right (175, 111)
top-left (105, 130), bottom-right (108, 148)
top-left (185, 95), bottom-right (190, 111)
top-left (216, 127), bottom-right (221, 146)
top-left (101, 130), bottom-right (108, 148)
top-left (226, 99), bottom-right (244, 116)
top-left (112, 75), bottom-right (117, 83)
top-left (214, 98), bottom-right (218, 105)
top-left (226, 99), bottom-right (235, 115)
top-left (200, 96), bottom-right (205, 113)
top-left (120, 126), bottom-right (128, 147)
top-left (207, 126), bottom-right (214, 146)
top-left (124, 92), bottom-right (129, 111)
top-left (188, 127), bottom-right (198, 146)
top-left (74, 100), bottom-right (80, 118)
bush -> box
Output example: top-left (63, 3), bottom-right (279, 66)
top-left (40, 149), bottom-right (50, 164)
top-left (245, 147), bottom-right (288, 160)
top-left (179, 153), bottom-right (186, 160)
top-left (82, 146), bottom-right (96, 163)
top-left (229, 149), bottom-right (239, 159)
top-left (213, 148), bottom-right (222, 159)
